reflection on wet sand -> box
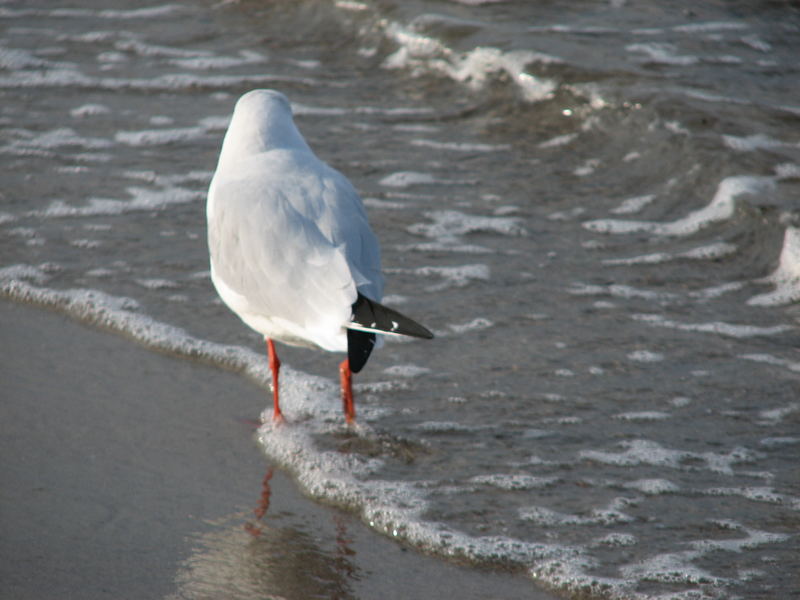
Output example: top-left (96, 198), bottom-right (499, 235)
top-left (170, 468), bottom-right (358, 600)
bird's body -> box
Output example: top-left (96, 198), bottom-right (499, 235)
top-left (207, 89), bottom-right (432, 422)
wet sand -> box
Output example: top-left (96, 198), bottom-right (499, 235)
top-left (0, 300), bottom-right (551, 600)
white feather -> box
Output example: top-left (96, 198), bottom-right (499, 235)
top-left (207, 89), bottom-right (384, 353)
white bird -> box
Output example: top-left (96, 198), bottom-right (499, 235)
top-left (207, 89), bottom-right (433, 424)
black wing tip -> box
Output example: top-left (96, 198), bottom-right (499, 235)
top-left (351, 294), bottom-right (434, 340)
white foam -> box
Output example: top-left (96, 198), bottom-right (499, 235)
top-left (573, 158), bottom-right (599, 177)
top-left (568, 282), bottom-right (676, 303)
top-left (758, 402), bottom-right (800, 424)
top-left (414, 421), bottom-right (484, 433)
top-left (621, 550), bottom-right (723, 585)
top-left (591, 533), bottom-right (637, 548)
top-left (69, 238), bottom-right (101, 249)
top-left (723, 133), bottom-right (795, 152)
top-left (382, 22), bottom-right (558, 102)
top-left (520, 498), bottom-right (635, 527)
top-left (626, 350), bottom-right (664, 362)
top-left (623, 478), bottom-right (680, 495)
top-left (632, 313), bottom-right (792, 338)
top-left (447, 317), bottom-right (493, 334)
top-left (583, 175), bottom-right (775, 236)
top-left (538, 133), bottom-right (578, 149)
top-left (85, 268), bottom-right (114, 278)
top-left (135, 278), bottom-right (178, 290)
top-left (0, 68), bottom-right (320, 92)
top-left (115, 126), bottom-right (209, 146)
top-left (363, 197), bottom-right (407, 210)
top-left (382, 364), bottom-right (431, 378)
top-left (378, 171), bottom-right (438, 187)
top-left (169, 50), bottom-right (267, 70)
top-left (740, 353), bottom-right (800, 373)
top-left (0, 45), bottom-right (51, 70)
top-left (759, 437), bottom-right (800, 448)
top-left (1, 127), bottom-right (112, 155)
top-left (610, 193), bottom-right (656, 215)
top-left (393, 264), bottom-right (490, 292)
top-left (397, 240), bottom-right (493, 254)
top-left (614, 411), bottom-right (670, 422)
top-left (113, 38), bottom-right (209, 59)
top-left (471, 474), bottom-right (558, 491)
top-left (37, 186), bottom-right (202, 218)
top-left (672, 21), bottom-right (749, 33)
top-left (748, 227), bottom-right (800, 306)
top-left (689, 281), bottom-right (744, 300)
top-left (0, 264), bottom-right (50, 285)
top-left (603, 242), bottom-right (737, 266)
top-left (409, 139), bottom-right (510, 152)
top-left (704, 487), bottom-right (800, 510)
top-left (408, 210), bottom-right (526, 240)
top-left (626, 42), bottom-right (699, 66)
top-left (70, 103), bottom-right (111, 118)
top-left (580, 439), bottom-right (758, 475)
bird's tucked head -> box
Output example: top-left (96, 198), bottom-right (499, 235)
top-left (217, 89), bottom-right (312, 167)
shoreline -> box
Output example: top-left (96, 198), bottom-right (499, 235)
top-left (0, 299), bottom-right (551, 599)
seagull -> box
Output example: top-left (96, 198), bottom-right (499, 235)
top-left (207, 89), bottom-right (433, 424)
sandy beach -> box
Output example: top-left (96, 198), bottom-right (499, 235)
top-left (0, 300), bottom-right (548, 599)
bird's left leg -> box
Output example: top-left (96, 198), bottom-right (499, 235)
top-left (266, 338), bottom-right (283, 423)
top-left (339, 358), bottom-right (355, 424)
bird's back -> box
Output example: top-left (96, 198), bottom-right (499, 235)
top-left (208, 138), bottom-right (383, 351)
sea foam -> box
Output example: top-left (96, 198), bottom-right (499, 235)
top-left (583, 175), bottom-right (775, 236)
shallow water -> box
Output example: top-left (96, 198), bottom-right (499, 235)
top-left (1, 1), bottom-right (799, 598)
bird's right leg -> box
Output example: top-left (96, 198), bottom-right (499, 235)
top-left (266, 338), bottom-right (283, 422)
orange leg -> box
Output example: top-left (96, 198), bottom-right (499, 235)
top-left (266, 338), bottom-right (283, 422)
top-left (339, 358), bottom-right (355, 424)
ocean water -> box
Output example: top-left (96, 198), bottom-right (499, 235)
top-left (1, 1), bottom-right (799, 598)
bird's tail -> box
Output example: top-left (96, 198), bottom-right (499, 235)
top-left (346, 293), bottom-right (434, 372)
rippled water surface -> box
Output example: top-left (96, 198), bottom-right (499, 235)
top-left (2, 1), bottom-right (799, 598)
